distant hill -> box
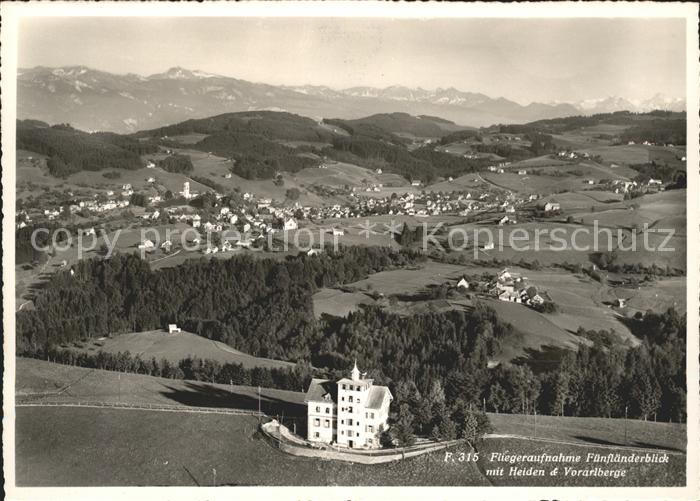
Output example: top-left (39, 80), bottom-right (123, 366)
top-left (324, 112), bottom-right (467, 138)
top-left (505, 110), bottom-right (687, 145)
top-left (16, 119), bottom-right (158, 177)
top-left (19, 65), bottom-right (684, 133)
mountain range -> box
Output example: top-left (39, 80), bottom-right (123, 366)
top-left (17, 65), bottom-right (685, 134)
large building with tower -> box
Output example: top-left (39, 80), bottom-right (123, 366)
top-left (304, 363), bottom-right (392, 449)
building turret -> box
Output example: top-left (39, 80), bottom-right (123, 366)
top-left (351, 360), bottom-right (360, 381)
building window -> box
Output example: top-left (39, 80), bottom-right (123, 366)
top-left (348, 406), bottom-right (353, 413)
top-left (314, 418), bottom-right (320, 427)
top-left (341, 396), bottom-right (345, 402)
top-left (367, 438), bottom-right (373, 445)
top-left (315, 406), bottom-right (320, 412)
top-left (341, 384), bottom-right (346, 390)
top-left (356, 399), bottom-right (360, 404)
top-left (370, 412), bottom-right (375, 419)
top-left (349, 396), bottom-right (354, 403)
top-left (325, 407), bottom-right (330, 414)
top-left (348, 419), bottom-right (353, 426)
top-left (367, 425), bottom-right (374, 433)
top-left (341, 430), bottom-right (344, 435)
top-left (341, 420), bottom-right (344, 425)
top-left (314, 432), bottom-right (319, 438)
top-left (356, 432), bottom-right (360, 437)
top-left (324, 420), bottom-right (330, 428)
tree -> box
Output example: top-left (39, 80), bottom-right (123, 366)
top-left (487, 382), bottom-right (508, 413)
top-left (285, 188), bottom-right (300, 200)
top-left (391, 403), bottom-right (417, 447)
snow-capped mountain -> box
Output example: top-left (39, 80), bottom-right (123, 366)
top-left (574, 94), bottom-right (685, 114)
top-left (17, 66), bottom-right (685, 133)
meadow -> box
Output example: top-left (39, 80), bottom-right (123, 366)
top-left (68, 330), bottom-right (295, 370)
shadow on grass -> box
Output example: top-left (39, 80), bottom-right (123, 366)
top-left (573, 435), bottom-right (685, 453)
top-left (159, 381), bottom-right (306, 417)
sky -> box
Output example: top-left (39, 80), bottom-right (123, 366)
top-left (18, 17), bottom-right (686, 104)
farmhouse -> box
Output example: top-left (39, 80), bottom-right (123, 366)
top-left (305, 363), bottom-right (392, 449)
top-left (168, 324), bottom-right (181, 334)
top-left (540, 201), bottom-right (561, 212)
top-left (283, 218), bottom-right (298, 231)
top-left (457, 277), bottom-right (470, 289)
top-left (138, 239), bottom-right (155, 250)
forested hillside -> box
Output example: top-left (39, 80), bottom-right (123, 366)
top-left (324, 112), bottom-right (465, 138)
top-left (505, 110), bottom-right (686, 144)
top-left (17, 248), bottom-right (686, 422)
top-left (16, 120), bottom-right (158, 177)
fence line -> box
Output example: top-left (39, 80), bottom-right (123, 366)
top-left (16, 400), bottom-right (264, 417)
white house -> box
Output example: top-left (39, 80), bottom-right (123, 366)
top-left (457, 277), bottom-right (470, 289)
top-left (518, 170), bottom-right (527, 175)
top-left (191, 215), bottom-right (201, 228)
top-left (138, 239), bottom-right (155, 250)
top-left (305, 363), bottom-right (392, 449)
top-left (411, 180), bottom-right (422, 187)
top-left (283, 218), bottom-right (298, 231)
top-left (541, 201), bottom-right (561, 212)
top-left (168, 324), bottom-right (181, 334)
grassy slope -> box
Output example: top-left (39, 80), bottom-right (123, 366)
top-left (16, 357), bottom-right (306, 411)
top-left (69, 330), bottom-right (294, 370)
top-left (15, 406), bottom-right (487, 486)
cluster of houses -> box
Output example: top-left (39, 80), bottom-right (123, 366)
top-left (599, 178), bottom-right (665, 195)
top-left (490, 268), bottom-right (549, 306)
top-left (16, 192), bottom-right (132, 228)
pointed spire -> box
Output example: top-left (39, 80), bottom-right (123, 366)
top-left (351, 360), bottom-right (360, 381)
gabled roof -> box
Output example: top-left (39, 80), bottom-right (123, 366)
top-left (304, 378), bottom-right (337, 403)
top-left (366, 385), bottom-right (392, 410)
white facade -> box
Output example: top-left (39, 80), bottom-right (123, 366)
top-left (305, 363), bottom-right (392, 450)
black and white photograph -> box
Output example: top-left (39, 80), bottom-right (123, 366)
top-left (2, 2), bottom-right (698, 499)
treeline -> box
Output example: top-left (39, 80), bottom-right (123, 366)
top-left (16, 246), bottom-right (426, 359)
top-left (387, 379), bottom-right (493, 447)
top-left (535, 308), bottom-right (686, 422)
top-left (20, 347), bottom-right (314, 392)
top-left (193, 132), bottom-right (320, 179)
top-left (158, 154), bottom-right (193, 174)
top-left (438, 129), bottom-right (482, 145)
top-left (630, 162), bottom-right (683, 184)
top-left (517, 111), bottom-right (686, 136)
top-left (316, 303), bottom-right (515, 393)
top-left (17, 120), bottom-right (155, 177)
top-left (324, 130), bottom-right (487, 183)
top-left (620, 118), bottom-right (686, 146)
top-left (138, 111), bottom-right (334, 143)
